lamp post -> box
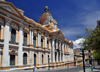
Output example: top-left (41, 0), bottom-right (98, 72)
top-left (90, 57), bottom-right (93, 71)
top-left (48, 57), bottom-right (50, 70)
top-left (80, 48), bottom-right (85, 72)
top-left (88, 49), bottom-right (93, 71)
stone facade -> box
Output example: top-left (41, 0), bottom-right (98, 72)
top-left (0, 0), bottom-right (74, 70)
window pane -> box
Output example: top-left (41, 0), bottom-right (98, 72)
top-left (11, 29), bottom-right (16, 42)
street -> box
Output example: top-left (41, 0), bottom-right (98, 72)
top-left (0, 67), bottom-right (83, 72)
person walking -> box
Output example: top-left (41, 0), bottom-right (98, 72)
top-left (33, 66), bottom-right (35, 72)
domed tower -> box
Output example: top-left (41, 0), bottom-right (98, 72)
top-left (39, 6), bottom-right (58, 31)
top-left (39, 6), bottom-right (57, 26)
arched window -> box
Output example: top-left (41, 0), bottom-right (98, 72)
top-left (55, 52), bottom-right (57, 62)
top-left (58, 52), bottom-right (60, 61)
top-left (0, 25), bottom-right (1, 38)
top-left (42, 54), bottom-right (43, 64)
top-left (61, 53), bottom-right (63, 61)
top-left (23, 53), bottom-right (27, 65)
top-left (41, 39), bottom-right (43, 48)
top-left (48, 55), bottom-right (49, 63)
top-left (33, 36), bottom-right (36, 46)
top-left (23, 33), bottom-right (27, 45)
top-left (10, 54), bottom-right (15, 65)
top-left (34, 54), bottom-right (36, 66)
top-left (47, 41), bottom-right (49, 48)
top-left (11, 29), bottom-right (16, 42)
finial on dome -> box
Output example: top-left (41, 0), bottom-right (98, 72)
top-left (42, 6), bottom-right (51, 14)
top-left (44, 6), bottom-right (49, 12)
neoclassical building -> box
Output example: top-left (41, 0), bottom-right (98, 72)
top-left (0, 0), bottom-right (74, 70)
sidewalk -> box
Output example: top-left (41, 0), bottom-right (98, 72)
top-left (35, 66), bottom-right (77, 71)
top-left (81, 66), bottom-right (100, 72)
top-left (0, 66), bottom-right (77, 72)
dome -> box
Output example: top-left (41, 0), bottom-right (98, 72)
top-left (39, 6), bottom-right (54, 25)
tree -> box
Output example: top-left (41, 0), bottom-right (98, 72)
top-left (76, 27), bottom-right (100, 60)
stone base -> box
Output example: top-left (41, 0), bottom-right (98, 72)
top-left (1, 67), bottom-right (10, 70)
top-left (17, 66), bottom-right (23, 68)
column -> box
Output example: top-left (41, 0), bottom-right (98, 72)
top-left (56, 40), bottom-right (58, 62)
top-left (1, 24), bottom-right (3, 39)
top-left (2, 19), bottom-right (11, 66)
top-left (52, 39), bottom-right (55, 62)
top-left (32, 52), bottom-right (34, 65)
top-left (44, 35), bottom-right (47, 48)
top-left (29, 51), bottom-right (32, 65)
top-left (49, 40), bottom-right (51, 62)
top-left (38, 32), bottom-right (41, 47)
top-left (65, 45), bottom-right (66, 61)
top-left (29, 29), bottom-right (31, 45)
top-left (31, 30), bottom-right (33, 45)
top-left (9, 27), bottom-right (11, 41)
top-left (62, 43), bottom-right (64, 61)
top-left (60, 41), bottom-right (61, 62)
top-left (37, 52), bottom-right (41, 65)
top-left (18, 25), bottom-right (23, 66)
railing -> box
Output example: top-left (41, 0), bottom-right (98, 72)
top-left (23, 44), bottom-right (28, 46)
top-left (9, 41), bottom-right (19, 45)
top-left (0, 39), bottom-right (4, 42)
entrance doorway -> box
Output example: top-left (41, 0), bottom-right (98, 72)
top-left (10, 55), bottom-right (15, 65)
top-left (34, 54), bottom-right (36, 66)
top-left (23, 53), bottom-right (27, 65)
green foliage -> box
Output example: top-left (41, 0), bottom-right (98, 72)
top-left (92, 51), bottom-right (100, 60)
top-left (76, 27), bottom-right (100, 60)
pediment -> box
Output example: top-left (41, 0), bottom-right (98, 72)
top-left (0, 2), bottom-right (23, 17)
top-left (55, 30), bottom-right (65, 38)
top-left (44, 24), bottom-right (53, 31)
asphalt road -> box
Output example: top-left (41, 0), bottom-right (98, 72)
top-left (37, 67), bottom-right (83, 72)
top-left (0, 67), bottom-right (83, 72)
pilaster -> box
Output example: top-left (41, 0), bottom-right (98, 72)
top-left (38, 32), bottom-right (41, 47)
top-left (29, 29), bottom-right (32, 45)
top-left (31, 30), bottom-right (33, 45)
top-left (2, 19), bottom-right (11, 66)
top-left (51, 38), bottom-right (55, 62)
top-left (18, 25), bottom-right (24, 66)
top-left (37, 52), bottom-right (41, 65)
top-left (56, 40), bottom-right (58, 62)
top-left (44, 35), bottom-right (47, 48)
top-left (62, 43), bottom-right (64, 61)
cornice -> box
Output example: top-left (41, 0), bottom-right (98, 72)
top-left (5, 18), bottom-right (11, 25)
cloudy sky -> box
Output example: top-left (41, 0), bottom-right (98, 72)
top-left (6, 0), bottom-right (100, 49)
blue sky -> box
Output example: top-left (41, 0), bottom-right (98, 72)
top-left (6, 0), bottom-right (100, 48)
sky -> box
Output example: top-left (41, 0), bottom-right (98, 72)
top-left (6, 0), bottom-right (100, 49)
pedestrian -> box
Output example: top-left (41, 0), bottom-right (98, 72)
top-left (76, 61), bottom-right (78, 67)
top-left (33, 65), bottom-right (35, 72)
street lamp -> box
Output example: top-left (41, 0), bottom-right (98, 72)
top-left (88, 49), bottom-right (93, 71)
top-left (80, 47), bottom-right (85, 72)
top-left (48, 57), bottom-right (50, 70)
top-left (91, 57), bottom-right (93, 71)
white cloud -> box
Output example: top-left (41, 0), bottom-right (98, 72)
top-left (79, 11), bottom-right (100, 28)
top-left (73, 38), bottom-right (85, 49)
